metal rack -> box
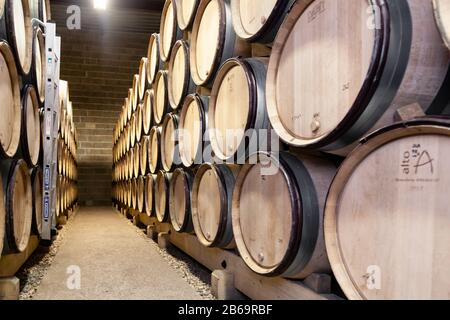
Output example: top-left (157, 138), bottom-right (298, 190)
top-left (42, 22), bottom-right (61, 242)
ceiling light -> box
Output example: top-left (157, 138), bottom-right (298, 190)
top-left (94, 0), bottom-right (108, 10)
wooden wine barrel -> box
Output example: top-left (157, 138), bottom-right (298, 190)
top-left (160, 0), bottom-right (182, 62)
top-left (20, 85), bottom-right (41, 166)
top-left (434, 0), bottom-right (450, 50)
top-left (190, 0), bottom-right (251, 87)
top-left (142, 89), bottom-right (154, 135)
top-left (31, 166), bottom-right (42, 237)
top-left (0, 171), bottom-right (5, 255)
top-left (133, 144), bottom-right (140, 179)
top-left (126, 94), bottom-right (132, 121)
top-left (154, 70), bottom-right (170, 125)
top-left (1, 0), bottom-right (33, 75)
top-left (149, 126), bottom-right (161, 174)
top-left (155, 170), bottom-right (172, 223)
top-left (0, 41), bottom-right (21, 159)
top-left (135, 104), bottom-right (143, 143)
top-left (2, 159), bottom-right (32, 253)
top-left (232, 151), bottom-right (335, 279)
top-left (161, 113), bottom-right (180, 172)
top-left (147, 33), bottom-right (163, 85)
top-left (144, 174), bottom-right (156, 217)
top-left (176, 0), bottom-right (199, 30)
top-left (179, 94), bottom-right (209, 167)
top-left (231, 0), bottom-right (295, 43)
top-left (130, 113), bottom-right (136, 148)
top-left (132, 74), bottom-right (139, 110)
top-left (192, 163), bottom-right (239, 248)
top-left (266, 0), bottom-right (450, 154)
top-left (124, 124), bottom-right (130, 154)
top-left (128, 148), bottom-right (134, 180)
top-left (325, 119), bottom-right (450, 300)
top-left (126, 180), bottom-right (132, 208)
top-left (32, 24), bottom-right (45, 103)
top-left (168, 40), bottom-right (196, 110)
top-left (137, 175), bottom-right (145, 213)
top-left (138, 57), bottom-right (148, 101)
top-left (131, 178), bottom-right (137, 210)
top-left (56, 174), bottom-right (61, 217)
top-left (169, 168), bottom-right (194, 233)
top-left (209, 57), bottom-right (269, 161)
top-left (140, 135), bottom-right (149, 176)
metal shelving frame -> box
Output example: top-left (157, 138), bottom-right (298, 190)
top-left (42, 22), bottom-right (61, 242)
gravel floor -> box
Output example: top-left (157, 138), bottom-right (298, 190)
top-left (16, 209), bottom-right (215, 300)
top-left (18, 214), bottom-right (77, 300)
top-left (122, 214), bottom-right (215, 300)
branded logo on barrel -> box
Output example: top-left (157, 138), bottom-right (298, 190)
top-left (397, 143), bottom-right (439, 186)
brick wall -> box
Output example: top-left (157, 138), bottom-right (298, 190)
top-left (52, 3), bottom-right (161, 206)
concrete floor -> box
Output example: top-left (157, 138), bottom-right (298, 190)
top-left (33, 207), bottom-right (203, 300)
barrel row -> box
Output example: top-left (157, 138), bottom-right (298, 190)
top-left (112, 0), bottom-right (450, 301)
top-left (0, 160), bottom-right (43, 257)
top-left (56, 81), bottom-right (78, 219)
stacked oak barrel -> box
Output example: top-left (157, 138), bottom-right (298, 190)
top-left (57, 80), bottom-right (79, 221)
top-left (0, 0), bottom-right (52, 257)
top-left (112, 0), bottom-right (450, 299)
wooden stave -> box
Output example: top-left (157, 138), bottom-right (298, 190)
top-left (324, 118), bottom-right (450, 300)
top-left (161, 112), bottom-right (180, 172)
top-left (176, 0), bottom-right (200, 30)
top-left (135, 104), bottom-right (143, 144)
top-left (1, 159), bottom-right (32, 254)
top-left (140, 135), bottom-right (149, 176)
top-left (159, 0), bottom-right (183, 62)
top-left (146, 33), bottom-right (163, 85)
top-left (30, 166), bottom-right (42, 237)
top-left (130, 178), bottom-right (138, 210)
top-left (1, 0), bottom-right (33, 76)
top-left (155, 170), bottom-right (172, 223)
top-left (153, 70), bottom-right (170, 125)
top-left (190, 0), bottom-right (251, 87)
top-left (142, 89), bottom-right (154, 135)
top-left (230, 0), bottom-right (296, 43)
top-left (137, 175), bottom-right (145, 213)
top-left (0, 41), bottom-right (21, 159)
top-left (144, 174), bottom-right (157, 217)
top-left (133, 143), bottom-right (140, 179)
top-left (209, 57), bottom-right (269, 162)
top-left (149, 126), bottom-right (161, 174)
top-left (169, 168), bottom-right (194, 234)
top-left (20, 84), bottom-right (41, 167)
top-left (191, 163), bottom-right (239, 249)
top-left (127, 148), bottom-right (134, 180)
top-left (179, 94), bottom-right (210, 168)
top-left (232, 151), bottom-right (335, 279)
top-left (265, 0), bottom-right (450, 154)
top-left (130, 113), bottom-right (136, 148)
top-left (132, 74), bottom-right (139, 112)
top-left (168, 40), bottom-right (196, 110)
top-left (138, 57), bottom-right (148, 102)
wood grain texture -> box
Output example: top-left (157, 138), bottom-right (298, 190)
top-left (177, 0), bottom-right (200, 30)
top-left (142, 89), bottom-right (154, 135)
top-left (179, 94), bottom-right (208, 167)
top-left (434, 0), bottom-right (450, 49)
top-left (154, 70), bottom-right (169, 125)
top-left (0, 42), bottom-right (21, 158)
top-left (231, 0), bottom-right (278, 38)
top-left (147, 33), bottom-right (162, 85)
top-left (325, 122), bottom-right (450, 300)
